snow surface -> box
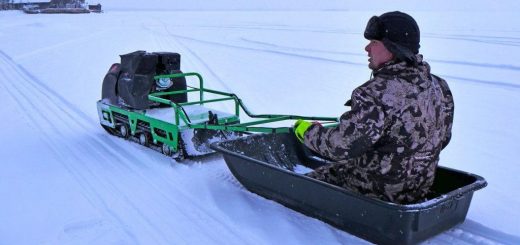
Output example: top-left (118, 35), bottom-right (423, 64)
top-left (1, 1), bottom-right (520, 244)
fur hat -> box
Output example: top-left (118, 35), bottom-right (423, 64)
top-left (364, 11), bottom-right (420, 65)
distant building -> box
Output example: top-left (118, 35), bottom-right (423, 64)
top-left (49, 0), bottom-right (85, 8)
top-left (88, 3), bottom-right (102, 13)
top-left (2, 0), bottom-right (97, 13)
top-left (1, 0), bottom-right (12, 10)
top-left (28, 2), bottom-right (52, 9)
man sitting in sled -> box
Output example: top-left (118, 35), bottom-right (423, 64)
top-left (294, 11), bottom-right (454, 204)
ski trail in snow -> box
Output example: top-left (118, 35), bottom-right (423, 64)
top-left (0, 51), bottom-right (97, 127)
top-left (153, 21), bottom-right (234, 93)
top-left (433, 223), bottom-right (520, 245)
top-left (7, 64), bottom-right (211, 243)
top-left (0, 53), bottom-right (180, 244)
top-left (428, 59), bottom-right (520, 72)
top-left (212, 166), bottom-right (246, 190)
top-left (164, 32), bottom-right (365, 66)
top-left (191, 34), bottom-right (520, 89)
top-left (0, 51), bottom-right (143, 244)
top-left (0, 51), bottom-right (256, 244)
top-left (175, 38), bottom-right (234, 91)
top-left (239, 37), bottom-right (520, 72)
top-left (13, 30), bottom-right (110, 61)
top-left (454, 219), bottom-right (520, 245)
top-left (239, 37), bottom-right (362, 56)
top-left (441, 75), bottom-right (520, 90)
top-left (431, 33), bottom-right (520, 41)
top-left (167, 23), bottom-right (352, 35)
top-left (150, 33), bottom-right (520, 90)
top-left (424, 33), bottom-right (520, 47)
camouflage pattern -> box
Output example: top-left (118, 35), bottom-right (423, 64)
top-left (304, 55), bottom-right (454, 204)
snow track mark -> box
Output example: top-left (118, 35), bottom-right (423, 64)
top-left (425, 33), bottom-right (520, 47)
top-left (0, 53), bottom-right (189, 244)
top-left (151, 30), bottom-right (520, 91)
top-left (14, 30), bottom-right (110, 61)
top-left (152, 21), bottom-right (235, 93)
top-left (0, 51), bottom-right (144, 244)
top-left (167, 32), bottom-right (365, 66)
top-left (0, 50), bottom-right (257, 244)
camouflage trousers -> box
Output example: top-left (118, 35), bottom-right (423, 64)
top-left (305, 162), bottom-right (387, 201)
top-left (305, 162), bottom-right (429, 204)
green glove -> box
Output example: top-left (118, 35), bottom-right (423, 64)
top-left (294, 119), bottom-right (312, 143)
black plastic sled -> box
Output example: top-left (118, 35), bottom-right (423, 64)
top-left (211, 133), bottom-right (487, 245)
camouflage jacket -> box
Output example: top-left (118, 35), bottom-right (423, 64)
top-left (304, 55), bottom-right (454, 204)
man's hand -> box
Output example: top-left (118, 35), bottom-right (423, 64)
top-left (294, 119), bottom-right (313, 143)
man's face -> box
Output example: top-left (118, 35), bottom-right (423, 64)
top-left (365, 40), bottom-right (394, 70)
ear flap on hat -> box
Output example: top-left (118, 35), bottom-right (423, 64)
top-left (382, 37), bottom-right (418, 66)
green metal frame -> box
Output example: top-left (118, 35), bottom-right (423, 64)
top-left (98, 72), bottom-right (338, 154)
top-left (149, 72), bottom-right (338, 134)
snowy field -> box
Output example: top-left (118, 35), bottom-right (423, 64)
top-left (1, 1), bottom-right (520, 244)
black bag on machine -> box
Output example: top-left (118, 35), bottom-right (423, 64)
top-left (101, 50), bottom-right (187, 110)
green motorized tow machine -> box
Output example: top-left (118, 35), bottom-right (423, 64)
top-left (97, 51), bottom-right (337, 161)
